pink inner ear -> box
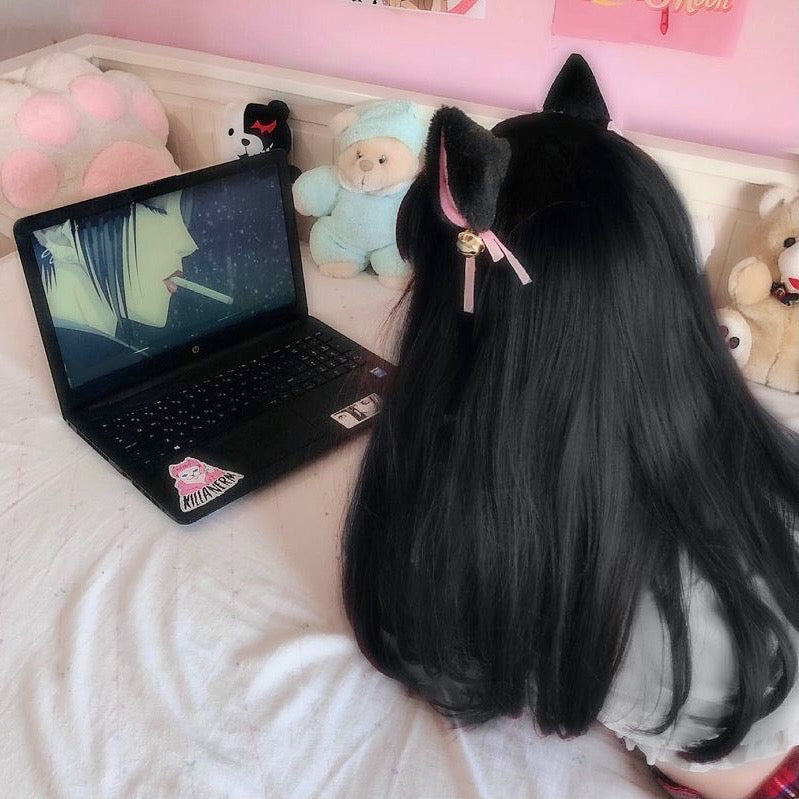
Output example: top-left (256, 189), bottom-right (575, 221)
top-left (69, 75), bottom-right (125, 121)
top-left (131, 90), bottom-right (169, 143)
top-left (0, 149), bottom-right (58, 210)
top-left (438, 135), bottom-right (469, 229)
top-left (16, 95), bottom-right (80, 147)
top-left (81, 141), bottom-right (177, 197)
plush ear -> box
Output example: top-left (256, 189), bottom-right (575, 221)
top-left (266, 99), bottom-right (290, 121)
top-left (426, 106), bottom-right (511, 232)
top-left (543, 53), bottom-right (610, 127)
top-left (330, 108), bottom-right (359, 137)
top-left (759, 184), bottom-right (798, 219)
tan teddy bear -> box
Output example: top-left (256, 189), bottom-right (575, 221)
top-left (717, 185), bottom-right (799, 393)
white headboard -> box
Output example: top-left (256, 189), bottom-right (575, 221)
top-left (2, 34), bottom-right (797, 307)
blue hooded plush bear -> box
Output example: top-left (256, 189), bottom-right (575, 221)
top-left (292, 100), bottom-right (426, 288)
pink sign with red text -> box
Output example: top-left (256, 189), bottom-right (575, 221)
top-left (552, 0), bottom-right (747, 56)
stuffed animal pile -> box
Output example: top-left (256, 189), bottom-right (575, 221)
top-left (0, 52), bottom-right (177, 238)
top-left (293, 99), bottom-right (426, 289)
top-left (717, 185), bottom-right (799, 393)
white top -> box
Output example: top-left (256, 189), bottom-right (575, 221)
top-left (600, 558), bottom-right (799, 772)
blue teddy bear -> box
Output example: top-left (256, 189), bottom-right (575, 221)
top-left (292, 100), bottom-right (425, 289)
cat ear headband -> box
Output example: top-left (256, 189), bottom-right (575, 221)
top-left (437, 134), bottom-right (530, 313)
top-left (429, 105), bottom-right (530, 314)
top-left (431, 54), bottom-right (613, 314)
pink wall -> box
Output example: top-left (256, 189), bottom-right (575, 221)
top-left (90, 0), bottom-right (799, 158)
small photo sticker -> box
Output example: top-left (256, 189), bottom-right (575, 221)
top-left (331, 393), bottom-right (383, 429)
top-left (369, 366), bottom-right (387, 378)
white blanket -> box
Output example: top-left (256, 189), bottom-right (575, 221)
top-left (1, 247), bottom-right (795, 799)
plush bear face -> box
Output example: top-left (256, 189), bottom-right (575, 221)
top-left (751, 191), bottom-right (799, 290)
top-left (219, 100), bottom-right (292, 161)
top-left (336, 136), bottom-right (419, 195)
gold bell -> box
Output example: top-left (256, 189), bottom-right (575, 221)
top-left (456, 229), bottom-right (485, 256)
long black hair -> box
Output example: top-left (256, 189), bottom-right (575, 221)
top-left (341, 55), bottom-right (799, 764)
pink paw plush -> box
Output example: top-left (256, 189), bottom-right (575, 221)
top-left (0, 52), bottom-right (178, 238)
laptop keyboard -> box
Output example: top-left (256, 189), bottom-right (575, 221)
top-left (96, 330), bottom-right (365, 465)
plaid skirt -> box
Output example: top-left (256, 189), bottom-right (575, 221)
top-left (653, 749), bottom-right (799, 799)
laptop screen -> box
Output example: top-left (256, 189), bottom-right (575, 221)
top-left (28, 164), bottom-right (297, 389)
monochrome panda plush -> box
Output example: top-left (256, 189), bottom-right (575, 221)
top-left (217, 99), bottom-right (300, 180)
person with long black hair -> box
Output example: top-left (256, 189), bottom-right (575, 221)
top-left (341, 55), bottom-right (799, 799)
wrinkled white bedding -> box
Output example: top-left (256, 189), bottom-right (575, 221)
top-left (1, 246), bottom-right (795, 799)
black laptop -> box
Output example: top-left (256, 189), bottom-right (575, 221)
top-left (14, 151), bottom-right (393, 523)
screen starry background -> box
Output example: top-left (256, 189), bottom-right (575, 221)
top-left (128, 165), bottom-right (297, 352)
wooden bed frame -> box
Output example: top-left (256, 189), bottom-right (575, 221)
top-left (1, 34), bottom-right (797, 306)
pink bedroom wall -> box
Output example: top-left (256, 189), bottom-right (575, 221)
top-left (88, 0), bottom-right (798, 158)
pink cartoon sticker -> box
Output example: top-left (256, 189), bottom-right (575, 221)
top-left (168, 457), bottom-right (244, 513)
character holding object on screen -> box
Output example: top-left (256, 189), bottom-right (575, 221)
top-left (34, 190), bottom-right (199, 383)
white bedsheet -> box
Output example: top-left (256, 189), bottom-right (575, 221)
top-left (2, 246), bottom-right (796, 799)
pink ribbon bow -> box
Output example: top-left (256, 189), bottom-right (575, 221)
top-left (438, 138), bottom-right (531, 313)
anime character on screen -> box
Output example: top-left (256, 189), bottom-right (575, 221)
top-left (34, 190), bottom-right (198, 384)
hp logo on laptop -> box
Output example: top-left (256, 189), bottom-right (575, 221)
top-left (192, 345), bottom-right (200, 355)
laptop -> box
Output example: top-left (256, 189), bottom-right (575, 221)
top-left (13, 150), bottom-right (394, 524)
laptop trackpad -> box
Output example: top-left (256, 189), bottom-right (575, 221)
top-left (207, 407), bottom-right (325, 471)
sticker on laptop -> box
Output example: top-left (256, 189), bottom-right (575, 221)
top-left (168, 457), bottom-right (244, 513)
top-left (369, 366), bottom-right (387, 378)
top-left (331, 393), bottom-right (383, 429)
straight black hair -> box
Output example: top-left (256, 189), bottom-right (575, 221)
top-left (341, 94), bottom-right (799, 763)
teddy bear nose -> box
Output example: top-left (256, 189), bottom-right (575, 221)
top-left (359, 159), bottom-right (374, 172)
top-left (241, 138), bottom-right (250, 146)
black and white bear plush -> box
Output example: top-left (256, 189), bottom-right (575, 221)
top-left (218, 99), bottom-right (301, 180)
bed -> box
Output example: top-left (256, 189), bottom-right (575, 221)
top-left (0, 36), bottom-right (798, 799)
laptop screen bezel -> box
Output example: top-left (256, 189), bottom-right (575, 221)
top-left (14, 150), bottom-right (308, 415)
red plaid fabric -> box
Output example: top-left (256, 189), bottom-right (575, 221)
top-left (757, 748), bottom-right (799, 799)
top-left (653, 748), bottom-right (799, 799)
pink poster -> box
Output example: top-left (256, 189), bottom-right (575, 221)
top-left (551, 0), bottom-right (747, 56)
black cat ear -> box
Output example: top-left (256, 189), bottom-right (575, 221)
top-left (426, 106), bottom-right (511, 233)
top-left (543, 54), bottom-right (610, 127)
